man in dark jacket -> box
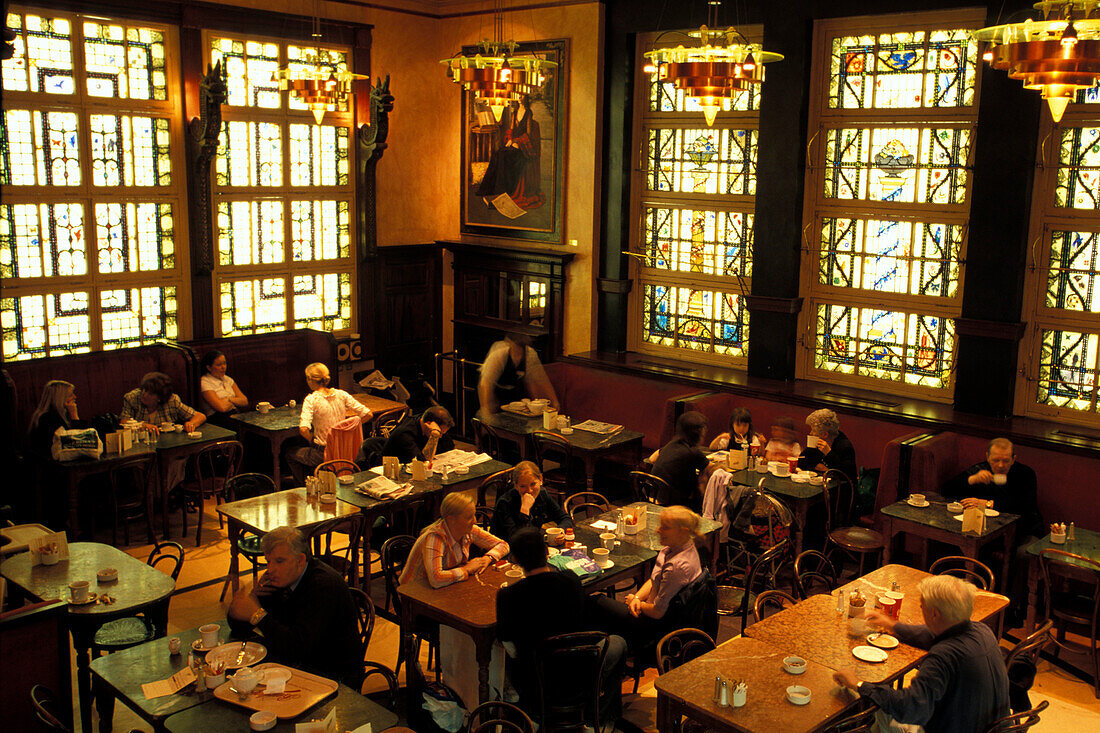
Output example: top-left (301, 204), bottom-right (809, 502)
top-left (942, 438), bottom-right (1042, 539)
top-left (833, 575), bottom-right (1009, 733)
top-left (228, 526), bottom-right (362, 687)
top-left (382, 406), bottom-right (455, 463)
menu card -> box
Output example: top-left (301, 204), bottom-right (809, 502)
top-left (28, 531), bottom-right (69, 566)
top-left (142, 667), bottom-right (196, 699)
top-left (295, 707), bottom-right (337, 732)
top-left (961, 506), bottom-right (987, 534)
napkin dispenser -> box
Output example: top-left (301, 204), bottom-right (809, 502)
top-left (961, 505), bottom-right (986, 534)
top-left (106, 428), bottom-right (133, 454)
top-left (319, 470), bottom-right (338, 495)
top-left (726, 447), bottom-right (748, 471)
top-left (382, 456), bottom-right (400, 480)
top-left (410, 459), bottom-right (427, 481)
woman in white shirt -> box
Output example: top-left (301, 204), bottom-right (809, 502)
top-left (199, 350), bottom-right (249, 424)
top-left (288, 362), bottom-right (372, 484)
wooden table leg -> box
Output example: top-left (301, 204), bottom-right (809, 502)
top-left (227, 519), bottom-right (242, 594)
top-left (271, 435), bottom-right (287, 489)
top-left (656, 692), bottom-right (675, 732)
top-left (1025, 554), bottom-right (1039, 635)
top-left (881, 516), bottom-right (894, 565)
top-left (583, 455), bottom-right (597, 490)
top-left (72, 625), bottom-right (95, 733)
top-left (474, 629), bottom-right (493, 705)
top-left (999, 528), bottom-right (1016, 596)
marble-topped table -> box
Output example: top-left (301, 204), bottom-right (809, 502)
top-left (1023, 526), bottom-right (1100, 634)
top-left (727, 468), bottom-right (825, 554)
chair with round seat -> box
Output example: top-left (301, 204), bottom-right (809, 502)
top-left (471, 416), bottom-right (505, 460)
top-left (717, 539), bottom-right (792, 633)
top-left (178, 439), bottom-right (243, 546)
top-left (107, 453), bottom-right (156, 546)
top-left (93, 541), bottom-right (184, 653)
top-left (380, 534), bottom-right (439, 680)
top-left (477, 469), bottom-right (512, 509)
top-left (530, 429), bottom-right (584, 503)
top-left (752, 588), bottom-right (798, 623)
top-left (794, 549), bottom-right (840, 599)
top-left (218, 472), bottom-right (276, 601)
top-left (1003, 620), bottom-right (1053, 714)
top-left (822, 469), bottom-right (884, 577)
top-left (465, 700), bottom-right (536, 733)
top-left (348, 587), bottom-right (400, 708)
top-left (534, 631), bottom-right (609, 733)
top-left (315, 458), bottom-right (361, 478)
top-left (983, 699), bottom-right (1049, 732)
top-left (630, 470), bottom-right (670, 505)
top-left (1038, 548), bottom-right (1100, 697)
top-left (564, 491), bottom-right (611, 523)
top-left (930, 555), bottom-right (996, 590)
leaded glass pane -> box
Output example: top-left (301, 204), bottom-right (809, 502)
top-left (83, 22), bottom-right (167, 100)
top-left (828, 28), bottom-right (977, 109)
top-left (1, 291), bottom-right (91, 359)
top-left (211, 37), bottom-right (280, 108)
top-left (291, 200), bottom-right (349, 261)
top-left (1, 203), bottom-right (86, 278)
top-left (292, 272), bottom-right (352, 330)
top-left (217, 200), bottom-right (284, 265)
top-left (1045, 230), bottom-right (1100, 313)
top-left (1036, 328), bottom-right (1099, 412)
top-left (289, 124), bottom-right (349, 186)
top-left (216, 120), bottom-right (283, 187)
top-left (285, 46), bottom-right (350, 112)
top-left (819, 217), bottom-right (961, 297)
top-left (2, 13), bottom-right (74, 94)
top-left (1054, 127), bottom-right (1100, 210)
top-left (641, 284), bottom-right (748, 356)
top-left (220, 277), bottom-right (287, 336)
top-left (643, 206), bottom-right (752, 277)
top-left (2, 110), bottom-right (82, 186)
top-left (647, 75), bottom-right (759, 114)
top-left (90, 115), bottom-right (171, 187)
top-left (95, 203), bottom-right (174, 274)
top-left (100, 286), bottom-right (177, 348)
top-left (814, 303), bottom-right (954, 388)
top-left (823, 127), bottom-right (969, 204)
top-left (647, 128), bottom-right (757, 195)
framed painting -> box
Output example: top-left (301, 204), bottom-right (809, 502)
top-left (460, 38), bottom-right (568, 244)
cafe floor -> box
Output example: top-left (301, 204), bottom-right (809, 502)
top-left (71, 497), bottom-right (1100, 732)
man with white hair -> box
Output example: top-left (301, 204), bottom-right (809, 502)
top-left (833, 575), bottom-right (1009, 732)
top-left (228, 526), bottom-right (362, 687)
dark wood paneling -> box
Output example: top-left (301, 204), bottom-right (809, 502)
top-left (363, 244), bottom-right (442, 375)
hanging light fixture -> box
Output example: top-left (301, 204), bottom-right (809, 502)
top-left (440, 0), bottom-right (557, 122)
top-left (643, 1), bottom-right (783, 126)
top-left (273, 0), bottom-right (367, 124)
top-left (974, 0), bottom-right (1100, 123)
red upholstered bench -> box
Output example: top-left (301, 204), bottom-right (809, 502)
top-left (542, 362), bottom-right (706, 451)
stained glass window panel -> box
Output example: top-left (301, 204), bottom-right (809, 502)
top-left (1, 109), bottom-right (83, 187)
top-left (815, 303), bottom-right (954, 388)
top-left (1, 203), bottom-right (86, 278)
top-left (819, 217), bottom-right (961, 297)
top-left (1045, 230), bottom-right (1100, 313)
top-left (1, 291), bottom-right (91, 359)
top-left (292, 273), bottom-right (352, 331)
top-left (216, 121), bottom-right (283, 187)
top-left (83, 22), bottom-right (167, 100)
top-left (217, 200), bottom-right (284, 265)
top-left (90, 115), bottom-right (171, 187)
top-left (643, 206), bottom-right (752, 277)
top-left (220, 277), bottom-right (287, 336)
top-left (291, 201), bottom-right (350, 261)
top-left (2, 109), bottom-right (37, 185)
top-left (1054, 127), bottom-right (1100, 210)
top-left (647, 128), bottom-right (757, 195)
top-left (828, 29), bottom-right (977, 109)
top-left (95, 203), bottom-right (175, 274)
top-left (641, 284), bottom-right (748, 357)
top-left (211, 37), bottom-right (281, 108)
top-left (823, 127), bottom-right (969, 204)
top-left (2, 13), bottom-right (74, 94)
top-left (99, 286), bottom-right (177, 348)
top-left (289, 124), bottom-right (349, 186)
top-left (1036, 328), bottom-right (1099, 413)
top-left (285, 46), bottom-right (349, 112)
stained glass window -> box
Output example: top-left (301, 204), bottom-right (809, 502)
top-left (1055, 127), bottom-right (1100, 210)
top-left (815, 303), bottom-right (954, 388)
top-left (828, 29), bottom-right (978, 110)
top-left (2, 10), bottom-right (186, 360)
top-left (802, 13), bottom-right (980, 398)
top-left (210, 33), bottom-right (356, 337)
top-left (632, 30), bottom-right (762, 366)
top-left (1035, 328), bottom-right (1099, 414)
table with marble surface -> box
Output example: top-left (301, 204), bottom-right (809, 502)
top-left (1, 542), bottom-right (176, 733)
top-left (1023, 526), bottom-right (1100, 633)
top-left (151, 423), bottom-right (239, 538)
top-left (655, 635), bottom-right (858, 733)
top-left (579, 501), bottom-right (723, 573)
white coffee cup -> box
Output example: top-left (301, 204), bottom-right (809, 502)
top-left (592, 547), bottom-right (611, 566)
top-left (909, 493), bottom-right (926, 505)
top-left (69, 580), bottom-right (90, 604)
top-left (599, 532), bottom-right (616, 550)
top-left (806, 435), bottom-right (819, 450)
top-left (199, 623), bottom-right (220, 649)
top-left (256, 402), bottom-right (272, 414)
top-left (546, 527), bottom-right (565, 544)
top-left (992, 473), bottom-right (1007, 485)
top-left (775, 462), bottom-right (790, 477)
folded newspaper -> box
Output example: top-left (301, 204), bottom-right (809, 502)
top-left (571, 419), bottom-right (623, 435)
top-left (356, 475), bottom-right (411, 500)
top-left (431, 449), bottom-right (493, 471)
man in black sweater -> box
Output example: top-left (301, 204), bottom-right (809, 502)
top-left (497, 528), bottom-right (626, 723)
top-left (490, 461), bottom-right (572, 542)
top-left (834, 575), bottom-right (1009, 733)
top-left (381, 406), bottom-right (456, 463)
top-left (942, 438), bottom-right (1042, 539)
top-left (228, 526), bottom-right (362, 688)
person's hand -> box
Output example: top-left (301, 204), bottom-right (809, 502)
top-left (65, 400), bottom-right (79, 421)
top-left (144, 422), bottom-right (160, 435)
top-left (969, 470), bottom-right (993, 485)
top-left (253, 572), bottom-right (277, 597)
top-left (425, 421), bottom-right (442, 437)
top-left (628, 597), bottom-right (644, 617)
top-left (865, 609), bottom-right (897, 634)
top-left (961, 497), bottom-right (990, 509)
top-left (184, 419), bottom-right (199, 432)
top-left (465, 556), bottom-right (492, 575)
top-left (832, 668), bottom-right (860, 691)
top-left (816, 438), bottom-right (832, 456)
top-left (519, 492), bottom-right (537, 515)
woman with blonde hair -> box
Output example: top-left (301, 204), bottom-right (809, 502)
top-left (399, 492), bottom-right (509, 709)
top-left (489, 460), bottom-right (572, 542)
top-left (591, 505), bottom-right (704, 651)
top-left (288, 362), bottom-right (372, 484)
top-left (28, 380), bottom-right (83, 459)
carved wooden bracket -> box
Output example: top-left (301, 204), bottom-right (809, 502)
top-left (357, 75), bottom-right (394, 261)
top-left (186, 61), bottom-right (226, 275)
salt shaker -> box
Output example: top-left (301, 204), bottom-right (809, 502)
top-left (616, 508), bottom-right (625, 537)
top-left (1068, 522), bottom-right (1076, 542)
top-left (717, 679), bottom-right (730, 707)
top-left (713, 675), bottom-right (725, 703)
top-left (835, 589), bottom-right (845, 614)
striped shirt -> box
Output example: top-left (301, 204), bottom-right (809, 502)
top-left (299, 389), bottom-right (371, 447)
top-left (399, 520), bottom-right (508, 588)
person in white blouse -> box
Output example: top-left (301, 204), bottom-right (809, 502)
top-left (199, 350), bottom-right (249, 425)
top-left (288, 362), bottom-right (372, 484)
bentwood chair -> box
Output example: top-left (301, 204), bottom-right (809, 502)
top-left (718, 539), bottom-right (792, 633)
top-left (380, 534), bottom-right (439, 680)
top-left (794, 549), bottom-right (840, 599)
top-left (370, 406), bottom-right (409, 440)
top-left (530, 430), bottom-right (584, 503)
top-left (534, 632), bottom-right (609, 733)
top-left (107, 453), bottom-right (156, 546)
top-left (178, 440), bottom-right (242, 546)
top-left (930, 555), bottom-right (996, 591)
top-left (821, 698), bottom-right (879, 733)
top-left (218, 473), bottom-right (276, 601)
top-left (752, 589), bottom-right (798, 624)
top-left (1003, 620), bottom-right (1053, 714)
top-left (630, 470), bottom-right (670, 505)
top-left (564, 491), bottom-right (611, 523)
top-left (471, 417), bottom-right (504, 460)
top-left (477, 469), bottom-right (512, 509)
top-left (465, 701), bottom-right (536, 733)
top-left (656, 628), bottom-right (716, 674)
top-left (822, 469), bottom-right (884, 577)
top-left (1038, 548), bottom-right (1100, 697)
top-left (984, 699), bottom-right (1049, 732)
top-left (315, 458), bottom-right (361, 478)
top-left (348, 587), bottom-right (400, 707)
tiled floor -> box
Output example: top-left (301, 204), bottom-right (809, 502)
top-left (67, 499), bottom-right (1100, 732)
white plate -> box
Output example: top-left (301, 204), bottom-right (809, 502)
top-left (852, 645), bottom-right (888, 663)
top-left (206, 641), bottom-right (267, 669)
top-left (597, 560), bottom-right (614, 570)
top-left (906, 499), bottom-right (930, 508)
top-left (867, 633), bottom-right (899, 649)
top-left (953, 508), bottom-right (1000, 520)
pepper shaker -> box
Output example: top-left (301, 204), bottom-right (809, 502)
top-left (713, 675), bottom-right (725, 703)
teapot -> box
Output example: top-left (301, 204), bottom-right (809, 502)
top-left (231, 666), bottom-right (259, 695)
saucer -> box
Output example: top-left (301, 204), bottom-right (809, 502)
top-left (68, 592), bottom-right (98, 606)
top-left (597, 560), bottom-right (614, 570)
top-left (191, 638), bottom-right (221, 652)
top-left (867, 633), bottom-right (899, 649)
top-left (852, 645), bottom-right (888, 663)
top-left (906, 499), bottom-right (930, 508)
top-left (319, 493), bottom-right (337, 504)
